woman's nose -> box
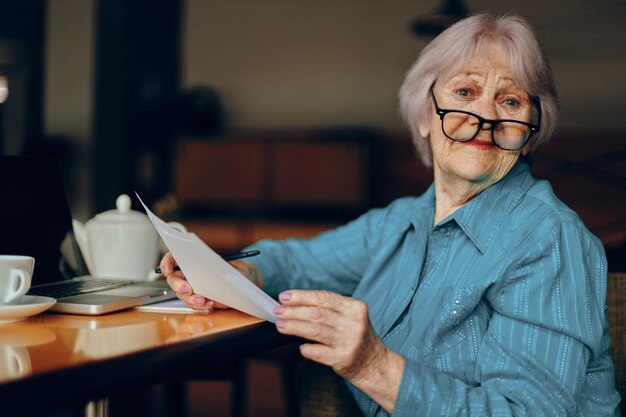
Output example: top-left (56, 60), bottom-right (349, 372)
top-left (473, 96), bottom-right (499, 121)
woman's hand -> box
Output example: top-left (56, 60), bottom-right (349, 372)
top-left (160, 252), bottom-right (218, 309)
top-left (228, 259), bottom-right (264, 288)
top-left (273, 290), bottom-right (404, 413)
top-left (159, 252), bottom-right (264, 310)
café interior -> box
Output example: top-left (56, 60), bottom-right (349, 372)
top-left (0, 1), bottom-right (625, 416)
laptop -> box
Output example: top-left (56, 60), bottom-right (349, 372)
top-left (0, 155), bottom-right (176, 315)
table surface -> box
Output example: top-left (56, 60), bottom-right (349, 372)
top-left (0, 308), bottom-right (286, 416)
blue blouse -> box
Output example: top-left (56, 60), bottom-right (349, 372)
top-left (248, 160), bottom-right (621, 416)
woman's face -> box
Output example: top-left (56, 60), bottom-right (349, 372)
top-left (420, 42), bottom-right (533, 190)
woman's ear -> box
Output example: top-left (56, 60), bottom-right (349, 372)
top-left (418, 121), bottom-right (430, 139)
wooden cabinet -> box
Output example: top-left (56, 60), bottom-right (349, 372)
top-left (171, 133), bottom-right (383, 252)
top-left (271, 140), bottom-right (369, 207)
top-left (174, 134), bottom-right (377, 216)
top-left (175, 140), bottom-right (265, 206)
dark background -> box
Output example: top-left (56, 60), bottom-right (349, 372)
top-left (0, 0), bottom-right (625, 270)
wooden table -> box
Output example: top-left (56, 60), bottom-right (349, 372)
top-left (0, 309), bottom-right (290, 417)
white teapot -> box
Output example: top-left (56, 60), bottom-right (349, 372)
top-left (72, 194), bottom-right (162, 280)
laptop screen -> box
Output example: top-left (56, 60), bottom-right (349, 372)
top-left (0, 155), bottom-right (86, 285)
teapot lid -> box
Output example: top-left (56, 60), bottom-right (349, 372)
top-left (93, 194), bottom-right (150, 224)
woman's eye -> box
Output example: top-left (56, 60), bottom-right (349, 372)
top-left (456, 89), bottom-right (471, 97)
top-left (504, 98), bottom-right (520, 107)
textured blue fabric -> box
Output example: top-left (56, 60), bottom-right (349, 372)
top-left (247, 160), bottom-right (621, 416)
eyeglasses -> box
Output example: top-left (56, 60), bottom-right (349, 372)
top-left (429, 87), bottom-right (541, 151)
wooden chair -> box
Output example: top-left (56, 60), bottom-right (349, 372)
top-left (607, 272), bottom-right (625, 415)
top-left (297, 361), bottom-right (363, 417)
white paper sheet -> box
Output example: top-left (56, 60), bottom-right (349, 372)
top-left (134, 299), bottom-right (208, 314)
top-left (137, 194), bottom-right (279, 322)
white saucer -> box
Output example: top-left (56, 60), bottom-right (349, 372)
top-left (0, 295), bottom-right (57, 324)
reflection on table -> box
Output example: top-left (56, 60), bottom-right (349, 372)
top-left (0, 321), bottom-right (56, 381)
top-left (0, 308), bottom-right (263, 386)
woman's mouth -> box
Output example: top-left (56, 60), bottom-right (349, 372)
top-left (463, 139), bottom-right (496, 150)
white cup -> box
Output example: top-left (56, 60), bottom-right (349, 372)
top-left (0, 255), bottom-right (34, 305)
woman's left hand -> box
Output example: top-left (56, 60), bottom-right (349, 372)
top-left (274, 290), bottom-right (404, 413)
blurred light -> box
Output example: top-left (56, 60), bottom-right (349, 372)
top-left (0, 76), bottom-right (8, 103)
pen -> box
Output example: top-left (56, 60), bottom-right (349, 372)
top-left (154, 250), bottom-right (260, 274)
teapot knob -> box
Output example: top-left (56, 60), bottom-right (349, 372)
top-left (116, 194), bottom-right (132, 213)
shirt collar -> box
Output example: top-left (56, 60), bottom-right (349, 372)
top-left (407, 184), bottom-right (436, 232)
top-left (438, 160), bottom-right (535, 254)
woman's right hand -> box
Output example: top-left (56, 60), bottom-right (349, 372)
top-left (159, 252), bottom-right (264, 310)
top-left (160, 252), bottom-right (221, 310)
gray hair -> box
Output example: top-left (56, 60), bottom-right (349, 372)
top-left (399, 13), bottom-right (559, 167)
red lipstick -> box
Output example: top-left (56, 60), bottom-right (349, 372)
top-left (464, 139), bottom-right (495, 150)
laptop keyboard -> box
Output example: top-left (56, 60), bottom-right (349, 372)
top-left (28, 277), bottom-right (138, 298)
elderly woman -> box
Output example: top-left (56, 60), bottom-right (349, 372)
top-left (161, 13), bottom-right (621, 416)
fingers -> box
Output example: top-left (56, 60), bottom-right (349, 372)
top-left (163, 265), bottom-right (230, 310)
top-left (278, 290), bottom-right (349, 312)
top-left (159, 252), bottom-right (178, 276)
top-left (206, 300), bottom-right (230, 309)
top-left (165, 273), bottom-right (190, 294)
top-left (274, 304), bottom-right (364, 347)
top-left (274, 304), bottom-right (330, 323)
top-left (299, 343), bottom-right (334, 364)
top-left (273, 291), bottom-right (390, 383)
top-left (178, 292), bottom-right (213, 310)
top-left (274, 291), bottom-right (368, 345)
top-left (165, 271), bottom-right (212, 310)
top-left (276, 315), bottom-right (336, 345)
top-left (160, 252), bottom-right (231, 310)
top-left (161, 252), bottom-right (209, 309)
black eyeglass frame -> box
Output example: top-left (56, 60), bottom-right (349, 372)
top-left (429, 87), bottom-right (542, 151)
